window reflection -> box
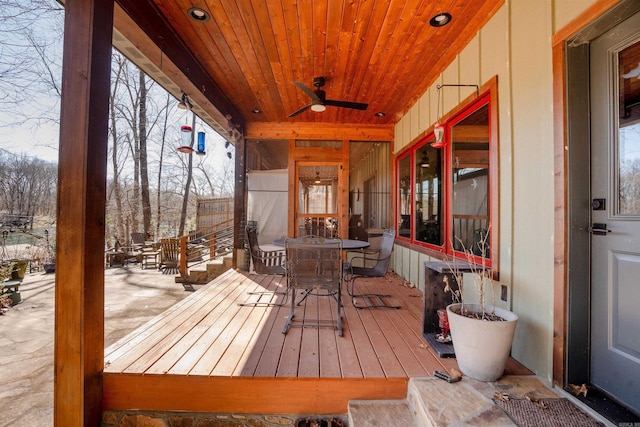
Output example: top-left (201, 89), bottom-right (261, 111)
top-left (398, 155), bottom-right (412, 238)
top-left (618, 41), bottom-right (640, 215)
top-left (451, 104), bottom-right (490, 255)
top-left (414, 142), bottom-right (443, 246)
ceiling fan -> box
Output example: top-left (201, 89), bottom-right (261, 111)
top-left (288, 76), bottom-right (369, 118)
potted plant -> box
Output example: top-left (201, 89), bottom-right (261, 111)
top-left (9, 258), bottom-right (29, 279)
top-left (443, 228), bottom-right (518, 382)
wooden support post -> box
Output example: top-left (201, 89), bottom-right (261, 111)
top-left (179, 236), bottom-right (188, 275)
top-left (54, 0), bottom-right (114, 426)
top-left (233, 135), bottom-right (246, 268)
top-left (209, 233), bottom-right (216, 259)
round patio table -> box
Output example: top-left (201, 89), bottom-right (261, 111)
top-left (272, 237), bottom-right (369, 250)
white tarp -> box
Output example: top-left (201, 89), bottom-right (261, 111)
top-left (247, 169), bottom-right (288, 245)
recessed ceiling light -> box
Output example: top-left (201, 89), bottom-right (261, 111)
top-left (430, 13), bottom-right (451, 27)
top-left (375, 112), bottom-right (386, 117)
top-left (188, 7), bottom-right (210, 22)
top-left (251, 109), bottom-right (261, 114)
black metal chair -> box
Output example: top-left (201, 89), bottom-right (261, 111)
top-left (282, 235), bottom-right (343, 336)
top-left (240, 225), bottom-right (287, 307)
top-left (245, 225), bottom-right (285, 275)
top-left (344, 228), bottom-right (400, 309)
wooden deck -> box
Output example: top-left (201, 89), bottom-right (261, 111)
top-left (103, 268), bottom-right (530, 415)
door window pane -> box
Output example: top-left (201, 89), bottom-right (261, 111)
top-left (618, 41), bottom-right (640, 215)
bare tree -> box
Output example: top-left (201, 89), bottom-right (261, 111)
top-left (139, 70), bottom-right (152, 236)
top-left (155, 93), bottom-right (172, 239)
top-left (108, 57), bottom-right (126, 245)
top-left (0, 149), bottom-right (57, 220)
top-left (178, 113), bottom-right (196, 236)
top-left (0, 1), bottom-right (63, 133)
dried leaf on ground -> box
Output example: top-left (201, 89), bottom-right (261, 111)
top-left (525, 395), bottom-right (548, 409)
top-left (494, 392), bottom-right (510, 402)
top-left (569, 383), bottom-right (588, 397)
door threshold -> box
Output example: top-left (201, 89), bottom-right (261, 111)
top-left (562, 386), bottom-right (640, 426)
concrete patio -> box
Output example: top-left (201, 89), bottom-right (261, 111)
top-left (0, 265), bottom-right (191, 427)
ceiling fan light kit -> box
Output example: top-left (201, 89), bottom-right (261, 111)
top-left (289, 76), bottom-right (368, 117)
top-left (310, 104), bottom-right (326, 113)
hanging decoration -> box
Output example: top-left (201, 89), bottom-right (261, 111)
top-left (177, 125), bottom-right (194, 154)
top-left (431, 83), bottom-right (479, 149)
top-left (431, 85), bottom-right (445, 148)
top-left (196, 131), bottom-right (206, 156)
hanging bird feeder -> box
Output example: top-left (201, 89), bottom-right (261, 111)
top-left (196, 131), bottom-right (206, 156)
top-left (177, 125), bottom-right (194, 154)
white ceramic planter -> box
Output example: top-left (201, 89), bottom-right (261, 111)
top-left (447, 303), bottom-right (518, 382)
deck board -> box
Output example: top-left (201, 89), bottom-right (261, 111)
top-left (103, 268), bottom-right (532, 414)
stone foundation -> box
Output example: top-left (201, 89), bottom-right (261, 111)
top-left (102, 411), bottom-right (347, 427)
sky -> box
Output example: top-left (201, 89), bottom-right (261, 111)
top-left (0, 0), bottom-right (233, 174)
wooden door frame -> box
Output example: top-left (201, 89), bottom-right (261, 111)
top-left (287, 139), bottom-right (350, 238)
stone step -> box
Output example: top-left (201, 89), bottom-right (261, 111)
top-left (407, 377), bottom-right (516, 427)
top-left (348, 399), bottom-right (418, 427)
top-left (348, 377), bottom-right (522, 427)
top-left (176, 255), bottom-right (234, 284)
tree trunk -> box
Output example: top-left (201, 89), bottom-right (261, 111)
top-left (178, 113), bottom-right (196, 237)
top-left (156, 93), bottom-right (170, 239)
top-left (139, 71), bottom-right (152, 237)
top-left (110, 64), bottom-right (125, 245)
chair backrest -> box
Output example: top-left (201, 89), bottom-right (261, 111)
top-left (285, 236), bottom-right (342, 291)
top-left (160, 238), bottom-right (180, 261)
top-left (131, 232), bottom-right (146, 246)
top-left (368, 228), bottom-right (396, 276)
top-left (246, 226), bottom-right (285, 274)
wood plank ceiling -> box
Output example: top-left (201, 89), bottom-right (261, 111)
top-left (116, 0), bottom-right (503, 127)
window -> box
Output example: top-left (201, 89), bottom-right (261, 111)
top-left (397, 153), bottom-right (412, 238)
top-left (414, 140), bottom-right (443, 246)
top-left (396, 79), bottom-right (498, 271)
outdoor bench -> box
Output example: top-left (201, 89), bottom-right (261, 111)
top-left (1, 279), bottom-right (22, 305)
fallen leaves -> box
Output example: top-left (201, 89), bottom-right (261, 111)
top-left (569, 383), bottom-right (588, 397)
top-left (525, 394), bottom-right (548, 409)
top-left (494, 392), bottom-right (510, 402)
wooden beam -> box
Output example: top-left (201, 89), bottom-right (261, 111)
top-left (451, 125), bottom-right (489, 142)
top-left (115, 0), bottom-right (245, 131)
top-left (55, 0), bottom-right (114, 426)
top-left (246, 122), bottom-right (394, 141)
top-left (111, 5), bottom-right (234, 139)
top-left (103, 375), bottom-right (408, 414)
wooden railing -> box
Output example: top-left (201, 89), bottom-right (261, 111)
top-left (296, 215), bottom-right (339, 238)
top-left (452, 214), bottom-right (489, 252)
top-left (178, 219), bottom-right (234, 276)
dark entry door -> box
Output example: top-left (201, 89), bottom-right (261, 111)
top-left (589, 10), bottom-right (640, 415)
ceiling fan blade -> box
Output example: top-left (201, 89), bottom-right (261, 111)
top-left (325, 99), bottom-right (369, 110)
top-left (288, 104), bottom-right (312, 118)
top-left (292, 81), bottom-right (320, 102)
